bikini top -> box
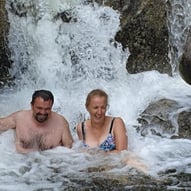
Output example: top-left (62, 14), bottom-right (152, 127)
top-left (81, 118), bottom-right (116, 151)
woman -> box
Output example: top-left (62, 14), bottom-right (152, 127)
top-left (76, 89), bottom-right (128, 153)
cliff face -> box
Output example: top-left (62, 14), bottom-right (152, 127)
top-left (0, 0), bottom-right (12, 87)
top-left (179, 28), bottom-right (191, 85)
top-left (95, 0), bottom-right (171, 75)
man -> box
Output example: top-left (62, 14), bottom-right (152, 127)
top-left (0, 89), bottom-right (73, 153)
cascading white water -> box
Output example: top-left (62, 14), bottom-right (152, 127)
top-left (167, 0), bottom-right (191, 74)
top-left (1, 0), bottom-right (191, 190)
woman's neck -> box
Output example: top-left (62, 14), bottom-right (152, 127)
top-left (90, 116), bottom-right (107, 129)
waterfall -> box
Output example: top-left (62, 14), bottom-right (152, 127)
top-left (167, 0), bottom-right (191, 74)
top-left (1, 0), bottom-right (191, 190)
top-left (6, 0), bottom-right (128, 88)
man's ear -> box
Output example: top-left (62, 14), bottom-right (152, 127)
top-left (30, 102), bottom-right (33, 109)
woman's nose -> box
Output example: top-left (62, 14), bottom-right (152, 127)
top-left (97, 108), bottom-right (102, 114)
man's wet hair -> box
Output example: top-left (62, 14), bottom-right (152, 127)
top-left (31, 90), bottom-right (54, 105)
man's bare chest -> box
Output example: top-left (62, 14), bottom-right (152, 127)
top-left (16, 124), bottom-right (62, 150)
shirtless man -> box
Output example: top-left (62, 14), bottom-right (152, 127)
top-left (0, 89), bottom-right (73, 153)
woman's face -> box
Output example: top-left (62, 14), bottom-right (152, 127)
top-left (86, 95), bottom-right (107, 121)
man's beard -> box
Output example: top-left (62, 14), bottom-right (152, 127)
top-left (35, 113), bottom-right (48, 123)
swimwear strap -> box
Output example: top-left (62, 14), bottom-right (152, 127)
top-left (109, 117), bottom-right (115, 133)
top-left (82, 121), bottom-right (85, 141)
top-left (81, 118), bottom-right (115, 141)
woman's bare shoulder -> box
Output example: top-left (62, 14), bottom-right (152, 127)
top-left (110, 116), bottom-right (125, 124)
top-left (113, 116), bottom-right (126, 129)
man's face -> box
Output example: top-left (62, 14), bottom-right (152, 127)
top-left (31, 97), bottom-right (53, 123)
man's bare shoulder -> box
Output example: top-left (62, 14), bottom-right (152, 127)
top-left (0, 110), bottom-right (30, 130)
top-left (52, 111), bottom-right (67, 119)
top-left (51, 112), bottom-right (69, 125)
top-left (9, 110), bottom-right (31, 118)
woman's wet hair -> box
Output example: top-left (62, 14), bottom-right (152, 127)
top-left (85, 89), bottom-right (108, 108)
top-left (31, 89), bottom-right (54, 105)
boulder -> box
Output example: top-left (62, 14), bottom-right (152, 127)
top-left (179, 29), bottom-right (191, 85)
top-left (137, 98), bottom-right (191, 139)
top-left (95, 0), bottom-right (172, 75)
top-left (0, 0), bottom-right (12, 87)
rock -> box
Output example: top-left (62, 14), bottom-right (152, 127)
top-left (178, 110), bottom-right (191, 138)
top-left (137, 98), bottom-right (191, 139)
top-left (95, 0), bottom-right (171, 75)
top-left (0, 0), bottom-right (12, 87)
top-left (179, 29), bottom-right (191, 85)
top-left (137, 99), bottom-right (180, 137)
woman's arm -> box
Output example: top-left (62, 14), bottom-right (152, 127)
top-left (61, 118), bottom-right (74, 148)
top-left (110, 117), bottom-right (128, 153)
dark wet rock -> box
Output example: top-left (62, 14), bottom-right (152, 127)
top-left (54, 10), bottom-right (77, 23)
top-left (61, 173), bottom-right (167, 191)
top-left (136, 98), bottom-right (191, 139)
top-left (136, 99), bottom-right (180, 137)
top-left (19, 165), bottom-right (31, 175)
top-left (95, 0), bottom-right (172, 75)
top-left (0, 0), bottom-right (13, 87)
top-left (178, 110), bottom-right (191, 139)
top-left (179, 55), bottom-right (191, 85)
top-left (158, 171), bottom-right (191, 190)
top-left (179, 29), bottom-right (191, 85)
top-left (9, 2), bottom-right (28, 17)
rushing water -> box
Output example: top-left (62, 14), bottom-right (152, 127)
top-left (1, 0), bottom-right (191, 190)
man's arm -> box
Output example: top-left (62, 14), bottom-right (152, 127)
top-left (61, 120), bottom-right (73, 148)
top-left (76, 123), bottom-right (83, 141)
top-left (0, 112), bottom-right (17, 131)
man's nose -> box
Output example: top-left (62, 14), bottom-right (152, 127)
top-left (40, 109), bottom-right (47, 114)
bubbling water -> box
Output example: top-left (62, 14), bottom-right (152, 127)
top-left (1, 0), bottom-right (191, 190)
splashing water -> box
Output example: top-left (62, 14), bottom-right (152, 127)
top-left (1, 0), bottom-right (191, 190)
